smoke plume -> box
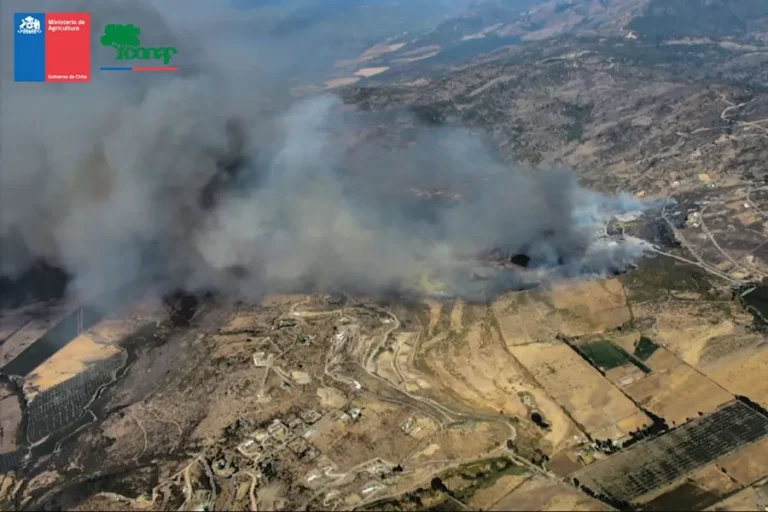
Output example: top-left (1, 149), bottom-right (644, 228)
top-left (1, 0), bottom-right (653, 307)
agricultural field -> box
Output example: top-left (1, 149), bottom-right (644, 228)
top-left (572, 401), bottom-right (768, 503)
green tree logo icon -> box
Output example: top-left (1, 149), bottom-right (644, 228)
top-left (100, 24), bottom-right (141, 50)
top-left (98, 23), bottom-right (177, 65)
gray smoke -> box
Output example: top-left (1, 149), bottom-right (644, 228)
top-left (0, 0), bottom-right (652, 307)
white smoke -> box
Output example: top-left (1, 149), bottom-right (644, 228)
top-left (0, 0), bottom-right (655, 306)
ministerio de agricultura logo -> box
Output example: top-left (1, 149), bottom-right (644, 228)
top-left (18, 15), bottom-right (42, 35)
top-left (100, 23), bottom-right (177, 65)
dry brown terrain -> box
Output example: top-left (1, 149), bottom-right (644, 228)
top-left (0, 305), bottom-right (72, 368)
top-left (701, 344), bottom-right (768, 409)
top-left (354, 67), bottom-right (389, 78)
top-left (4, 256), bottom-right (768, 512)
top-left (509, 339), bottom-right (650, 440)
top-left (705, 486), bottom-right (763, 511)
top-left (489, 474), bottom-right (612, 511)
top-left (23, 335), bottom-right (121, 399)
top-left (492, 279), bottom-right (631, 346)
top-left (5, 1), bottom-right (768, 510)
top-left (623, 347), bottom-right (734, 427)
top-left (467, 473), bottom-right (530, 510)
top-left (0, 394), bottom-right (21, 454)
top-left (717, 436), bottom-right (768, 487)
top-left (411, 301), bottom-right (584, 453)
top-left (634, 463), bottom-right (741, 506)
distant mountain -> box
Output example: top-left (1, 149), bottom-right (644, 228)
top-left (325, 0), bottom-right (645, 83)
top-left (329, 0), bottom-right (768, 87)
top-left (153, 0), bottom-right (487, 86)
top-left (628, 0), bottom-right (768, 41)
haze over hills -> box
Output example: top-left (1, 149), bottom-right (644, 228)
top-left (328, 0), bottom-right (768, 86)
top-left (146, 0), bottom-right (484, 86)
top-left (2, 0), bottom-right (768, 511)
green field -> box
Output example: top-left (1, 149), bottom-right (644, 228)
top-left (581, 340), bottom-right (651, 374)
top-left (580, 340), bottom-right (632, 370)
top-left (634, 336), bottom-right (659, 361)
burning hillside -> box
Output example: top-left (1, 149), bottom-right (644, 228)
top-left (0, 0), bottom-right (657, 309)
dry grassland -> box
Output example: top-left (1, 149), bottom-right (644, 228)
top-left (468, 473), bottom-right (530, 510)
top-left (424, 300), bottom-right (442, 336)
top-left (0, 307), bottom-right (72, 366)
top-left (24, 333), bottom-right (121, 398)
top-left (89, 306), bottom-right (164, 344)
top-left (391, 332), bottom-right (434, 393)
top-left (221, 313), bottom-right (261, 333)
top-left (414, 303), bottom-right (583, 452)
top-left (333, 42), bottom-right (406, 69)
top-left (208, 333), bottom-right (260, 359)
top-left (354, 67), bottom-right (390, 78)
top-left (220, 299), bottom-right (292, 332)
top-left (409, 421), bottom-right (509, 464)
top-left (633, 301), bottom-right (758, 368)
top-left (391, 51), bottom-right (441, 64)
top-left (717, 436), bottom-right (768, 487)
top-left (0, 395), bottom-right (21, 453)
top-left (310, 396), bottom-right (425, 471)
top-left (316, 386), bottom-right (347, 409)
top-left (689, 464), bottom-right (743, 497)
top-left (604, 364), bottom-right (647, 387)
top-left (643, 346), bottom-right (683, 372)
top-left (547, 449), bottom-right (586, 477)
top-left (450, 300), bottom-right (464, 331)
top-left (359, 42), bottom-right (406, 60)
top-left (705, 486), bottom-right (762, 511)
top-left (372, 348), bottom-right (401, 386)
top-left (622, 347), bottom-right (733, 426)
top-left (633, 300), bottom-right (768, 407)
top-left (0, 307), bottom-right (36, 342)
top-left (510, 340), bottom-right (650, 439)
top-left (305, 410), bottom-right (346, 453)
top-left (492, 278), bottom-right (630, 346)
top-left (636, 463), bottom-right (741, 505)
top-left (325, 77), bottom-right (361, 89)
top-left (489, 474), bottom-right (612, 511)
top-left (700, 344), bottom-right (768, 409)
top-left (21, 302), bottom-right (167, 398)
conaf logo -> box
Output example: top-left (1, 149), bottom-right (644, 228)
top-left (100, 24), bottom-right (177, 65)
